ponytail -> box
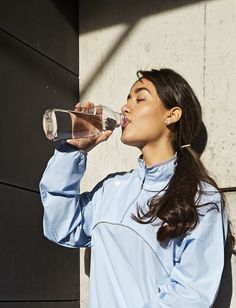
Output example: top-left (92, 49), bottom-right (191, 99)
top-left (133, 146), bottom-right (221, 242)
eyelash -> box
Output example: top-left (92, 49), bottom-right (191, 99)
top-left (136, 98), bottom-right (145, 103)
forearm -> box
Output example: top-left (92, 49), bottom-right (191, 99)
top-left (40, 143), bottom-right (87, 195)
top-left (39, 143), bottom-right (90, 247)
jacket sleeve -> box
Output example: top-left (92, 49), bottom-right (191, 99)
top-left (142, 191), bottom-right (228, 308)
top-left (39, 143), bottom-right (104, 248)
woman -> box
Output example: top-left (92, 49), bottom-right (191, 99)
top-left (40, 68), bottom-right (232, 308)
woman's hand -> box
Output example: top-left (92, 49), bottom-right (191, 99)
top-left (67, 101), bottom-right (113, 152)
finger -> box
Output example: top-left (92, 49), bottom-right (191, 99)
top-left (82, 101), bottom-right (94, 108)
top-left (81, 101), bottom-right (90, 106)
top-left (96, 104), bottom-right (103, 116)
top-left (75, 101), bottom-right (94, 109)
top-left (95, 130), bottom-right (113, 144)
top-left (66, 130), bottom-right (112, 151)
top-left (75, 102), bottom-right (82, 111)
top-left (81, 101), bottom-right (94, 114)
top-left (66, 139), bottom-right (80, 148)
top-left (67, 137), bottom-right (94, 149)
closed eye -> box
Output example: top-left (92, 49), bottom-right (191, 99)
top-left (136, 98), bottom-right (145, 103)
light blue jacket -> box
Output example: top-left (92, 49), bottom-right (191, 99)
top-left (39, 143), bottom-right (228, 308)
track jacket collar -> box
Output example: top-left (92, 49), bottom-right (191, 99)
top-left (137, 153), bottom-right (177, 190)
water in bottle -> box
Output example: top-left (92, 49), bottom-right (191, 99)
top-left (42, 105), bottom-right (124, 141)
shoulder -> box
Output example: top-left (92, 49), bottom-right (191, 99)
top-left (199, 181), bottom-right (219, 195)
top-left (92, 169), bottom-right (134, 192)
top-left (103, 169), bottom-right (134, 185)
top-left (196, 181), bottom-right (222, 215)
top-left (181, 182), bottom-right (226, 242)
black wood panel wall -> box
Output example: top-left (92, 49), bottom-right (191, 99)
top-left (0, 1), bottom-right (80, 307)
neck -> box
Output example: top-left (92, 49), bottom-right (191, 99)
top-left (140, 140), bottom-right (175, 167)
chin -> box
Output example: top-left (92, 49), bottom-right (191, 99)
top-left (121, 131), bottom-right (132, 144)
top-left (120, 135), bottom-right (143, 149)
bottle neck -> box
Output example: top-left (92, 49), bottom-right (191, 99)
top-left (114, 112), bottom-right (124, 127)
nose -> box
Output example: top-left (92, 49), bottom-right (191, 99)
top-left (121, 102), bottom-right (131, 115)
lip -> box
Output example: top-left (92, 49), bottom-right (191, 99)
top-left (121, 116), bottom-right (131, 128)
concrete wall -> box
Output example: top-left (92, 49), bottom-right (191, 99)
top-left (79, 0), bottom-right (236, 306)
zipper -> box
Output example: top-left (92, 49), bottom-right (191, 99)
top-left (121, 174), bottom-right (146, 223)
top-left (141, 176), bottom-right (145, 190)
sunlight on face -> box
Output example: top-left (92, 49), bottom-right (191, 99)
top-left (121, 78), bottom-right (171, 150)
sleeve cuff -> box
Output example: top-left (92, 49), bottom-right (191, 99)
top-left (56, 141), bottom-right (88, 157)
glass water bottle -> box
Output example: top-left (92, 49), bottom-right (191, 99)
top-left (42, 105), bottom-right (124, 141)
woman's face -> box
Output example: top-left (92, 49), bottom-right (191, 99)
top-left (121, 78), bottom-right (171, 149)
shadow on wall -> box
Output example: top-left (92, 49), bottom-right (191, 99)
top-left (79, 0), bottom-right (206, 34)
top-left (78, 0), bottom-right (208, 98)
top-left (193, 121), bottom-right (208, 156)
top-left (50, 0), bottom-right (79, 34)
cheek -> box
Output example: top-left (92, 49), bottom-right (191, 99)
top-left (138, 111), bottom-right (164, 133)
top-left (121, 115), bottom-right (165, 143)
top-left (139, 121), bottom-right (164, 140)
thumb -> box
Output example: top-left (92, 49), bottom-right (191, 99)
top-left (103, 130), bottom-right (113, 139)
top-left (95, 130), bottom-right (113, 144)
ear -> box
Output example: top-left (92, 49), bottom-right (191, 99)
top-left (165, 107), bottom-right (182, 124)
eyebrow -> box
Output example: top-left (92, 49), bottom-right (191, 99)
top-left (135, 87), bottom-right (151, 94)
top-left (127, 87), bottom-right (151, 100)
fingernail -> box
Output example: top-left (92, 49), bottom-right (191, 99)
top-left (66, 139), bottom-right (72, 144)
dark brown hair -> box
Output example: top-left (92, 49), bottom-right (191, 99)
top-left (133, 68), bottom-right (234, 246)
